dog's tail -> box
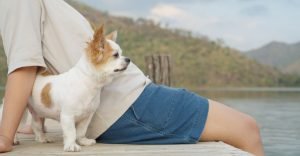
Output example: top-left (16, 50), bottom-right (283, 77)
top-left (37, 67), bottom-right (54, 76)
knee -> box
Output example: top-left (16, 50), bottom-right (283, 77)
top-left (244, 115), bottom-right (260, 133)
top-left (241, 115), bottom-right (262, 147)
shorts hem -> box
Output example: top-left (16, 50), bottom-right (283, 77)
top-left (188, 98), bottom-right (209, 143)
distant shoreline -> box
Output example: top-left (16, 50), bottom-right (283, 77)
top-left (197, 87), bottom-right (300, 92)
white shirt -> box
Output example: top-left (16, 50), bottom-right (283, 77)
top-left (0, 0), bottom-right (151, 139)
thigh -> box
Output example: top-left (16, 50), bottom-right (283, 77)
top-left (200, 99), bottom-right (256, 146)
top-left (98, 84), bottom-right (210, 144)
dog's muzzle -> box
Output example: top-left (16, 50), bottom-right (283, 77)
top-left (114, 58), bottom-right (130, 72)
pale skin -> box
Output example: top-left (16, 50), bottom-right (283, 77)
top-left (0, 67), bottom-right (264, 155)
top-left (0, 66), bottom-right (37, 152)
top-left (201, 100), bottom-right (264, 156)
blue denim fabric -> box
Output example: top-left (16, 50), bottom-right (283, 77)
top-left (96, 83), bottom-right (209, 144)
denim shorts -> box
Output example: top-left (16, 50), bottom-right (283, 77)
top-left (96, 83), bottom-right (209, 144)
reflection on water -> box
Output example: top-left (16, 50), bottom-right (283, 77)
top-left (198, 89), bottom-right (300, 156)
top-left (0, 88), bottom-right (299, 155)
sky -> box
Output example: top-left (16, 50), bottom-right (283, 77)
top-left (77, 0), bottom-right (300, 51)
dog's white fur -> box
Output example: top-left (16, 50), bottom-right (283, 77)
top-left (0, 26), bottom-right (130, 152)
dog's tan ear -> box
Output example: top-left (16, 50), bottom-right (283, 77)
top-left (106, 31), bottom-right (118, 42)
top-left (86, 25), bottom-right (106, 65)
top-left (92, 24), bottom-right (105, 51)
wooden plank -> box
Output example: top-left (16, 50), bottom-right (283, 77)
top-left (6, 120), bottom-right (252, 156)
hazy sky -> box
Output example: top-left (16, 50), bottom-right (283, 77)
top-left (77, 0), bottom-right (300, 51)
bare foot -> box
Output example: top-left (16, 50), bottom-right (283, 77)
top-left (17, 125), bottom-right (34, 134)
top-left (0, 135), bottom-right (13, 153)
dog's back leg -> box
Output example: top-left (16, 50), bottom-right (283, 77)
top-left (28, 105), bottom-right (53, 143)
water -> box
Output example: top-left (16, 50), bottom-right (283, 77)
top-left (198, 88), bottom-right (300, 156)
top-left (0, 88), bottom-right (299, 155)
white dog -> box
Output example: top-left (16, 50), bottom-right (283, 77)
top-left (1, 25), bottom-right (130, 152)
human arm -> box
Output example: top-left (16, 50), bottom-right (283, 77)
top-left (0, 66), bottom-right (37, 152)
top-left (0, 0), bottom-right (46, 152)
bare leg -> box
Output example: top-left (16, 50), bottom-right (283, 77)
top-left (76, 114), bottom-right (96, 146)
top-left (17, 107), bottom-right (29, 132)
top-left (0, 67), bottom-right (37, 153)
top-left (200, 100), bottom-right (264, 156)
top-left (60, 114), bottom-right (81, 152)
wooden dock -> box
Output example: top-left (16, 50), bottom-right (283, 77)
top-left (5, 120), bottom-right (252, 156)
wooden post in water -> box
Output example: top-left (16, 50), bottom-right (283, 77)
top-left (145, 55), bottom-right (171, 86)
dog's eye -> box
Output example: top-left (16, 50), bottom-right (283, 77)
top-left (113, 53), bottom-right (119, 58)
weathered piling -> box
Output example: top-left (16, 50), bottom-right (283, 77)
top-left (145, 54), bottom-right (171, 86)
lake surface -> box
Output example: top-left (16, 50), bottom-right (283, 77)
top-left (0, 88), bottom-right (299, 156)
top-left (198, 88), bottom-right (300, 156)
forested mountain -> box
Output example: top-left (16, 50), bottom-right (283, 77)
top-left (247, 41), bottom-right (300, 75)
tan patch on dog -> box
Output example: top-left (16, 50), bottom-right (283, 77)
top-left (39, 70), bottom-right (53, 76)
top-left (86, 25), bottom-right (114, 68)
top-left (41, 83), bottom-right (52, 108)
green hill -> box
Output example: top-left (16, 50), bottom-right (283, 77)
top-left (0, 37), bottom-right (7, 86)
top-left (0, 0), bottom-right (299, 89)
top-left (246, 41), bottom-right (300, 75)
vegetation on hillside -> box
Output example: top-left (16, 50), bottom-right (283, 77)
top-left (0, 37), bottom-right (7, 86)
top-left (0, 0), bottom-right (299, 89)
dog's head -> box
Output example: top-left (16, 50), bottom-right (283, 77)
top-left (85, 25), bottom-right (130, 76)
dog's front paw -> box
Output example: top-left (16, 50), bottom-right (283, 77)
top-left (35, 135), bottom-right (54, 143)
top-left (64, 143), bottom-right (81, 152)
top-left (77, 138), bottom-right (96, 146)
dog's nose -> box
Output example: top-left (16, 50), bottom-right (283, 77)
top-left (125, 58), bottom-right (131, 63)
